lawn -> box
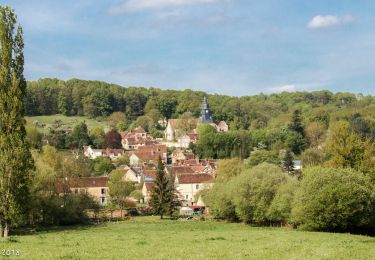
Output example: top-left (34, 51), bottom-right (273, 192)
top-left (25, 114), bottom-right (110, 133)
top-left (0, 217), bottom-right (374, 259)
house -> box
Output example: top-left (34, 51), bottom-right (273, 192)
top-left (120, 127), bottom-right (156, 150)
top-left (55, 177), bottom-right (109, 206)
top-left (118, 166), bottom-right (142, 184)
top-left (171, 149), bottom-right (192, 165)
top-left (142, 182), bottom-right (155, 203)
top-left (127, 144), bottom-right (168, 166)
top-left (103, 148), bottom-right (124, 160)
top-left (293, 160), bottom-right (302, 171)
top-left (83, 146), bottom-right (103, 159)
top-left (216, 121), bottom-right (229, 132)
top-left (175, 173), bottom-right (214, 205)
top-left (178, 133), bottom-right (198, 148)
top-left (164, 119), bottom-right (198, 142)
top-left (143, 170), bottom-right (157, 182)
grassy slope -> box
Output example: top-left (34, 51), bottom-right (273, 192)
top-left (25, 114), bottom-right (109, 133)
top-left (0, 217), bottom-right (374, 259)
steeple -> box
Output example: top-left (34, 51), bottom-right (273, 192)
top-left (199, 96), bottom-right (213, 123)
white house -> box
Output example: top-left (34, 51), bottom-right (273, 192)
top-left (175, 173), bottom-right (214, 206)
top-left (83, 146), bottom-right (103, 159)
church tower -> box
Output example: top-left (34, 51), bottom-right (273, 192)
top-left (198, 96), bottom-right (213, 123)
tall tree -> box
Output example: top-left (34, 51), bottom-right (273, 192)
top-left (288, 109), bottom-right (304, 137)
top-left (104, 129), bottom-right (122, 149)
top-left (0, 7), bottom-right (33, 237)
top-left (149, 158), bottom-right (171, 219)
top-left (282, 150), bottom-right (295, 174)
top-left (67, 122), bottom-right (90, 149)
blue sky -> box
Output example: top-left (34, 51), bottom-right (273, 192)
top-left (3, 0), bottom-right (375, 96)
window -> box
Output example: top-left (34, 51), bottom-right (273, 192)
top-left (185, 195), bottom-right (189, 200)
top-left (74, 189), bottom-right (78, 194)
top-left (196, 184), bottom-right (199, 190)
top-left (101, 188), bottom-right (106, 194)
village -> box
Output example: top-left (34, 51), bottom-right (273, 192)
top-left (56, 97), bottom-right (228, 216)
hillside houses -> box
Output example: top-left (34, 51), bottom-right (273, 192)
top-left (120, 127), bottom-right (156, 150)
top-left (84, 146), bottom-right (124, 160)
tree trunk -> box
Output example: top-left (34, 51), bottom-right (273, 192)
top-left (3, 222), bottom-right (9, 238)
top-left (0, 224), bottom-right (3, 238)
top-left (160, 214), bottom-right (163, 219)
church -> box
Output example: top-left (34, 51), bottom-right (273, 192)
top-left (164, 97), bottom-right (228, 142)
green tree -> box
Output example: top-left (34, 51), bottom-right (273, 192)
top-left (282, 150), bottom-right (294, 174)
top-left (149, 158), bottom-right (171, 219)
top-left (108, 169), bottom-right (135, 215)
top-left (89, 127), bottom-right (105, 148)
top-left (67, 122), bottom-right (90, 149)
top-left (93, 157), bottom-right (115, 176)
top-left (291, 167), bottom-right (375, 232)
top-left (26, 127), bottom-right (43, 149)
top-left (0, 7), bottom-right (34, 237)
top-left (288, 109), bottom-right (305, 137)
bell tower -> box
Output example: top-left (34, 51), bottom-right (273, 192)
top-left (199, 96), bottom-right (213, 123)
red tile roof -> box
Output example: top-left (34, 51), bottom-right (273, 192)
top-left (55, 177), bottom-right (108, 193)
top-left (177, 174), bottom-right (213, 184)
top-left (144, 170), bottom-right (158, 179)
top-left (144, 182), bottom-right (155, 192)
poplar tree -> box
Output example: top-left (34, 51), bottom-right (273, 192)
top-left (0, 7), bottom-right (33, 237)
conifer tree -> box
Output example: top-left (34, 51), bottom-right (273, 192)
top-left (282, 150), bottom-right (295, 174)
top-left (149, 157), bottom-right (171, 219)
top-left (289, 109), bottom-right (305, 137)
top-left (0, 7), bottom-right (33, 237)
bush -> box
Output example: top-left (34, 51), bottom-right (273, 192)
top-left (231, 163), bottom-right (294, 224)
top-left (291, 167), bottom-right (375, 232)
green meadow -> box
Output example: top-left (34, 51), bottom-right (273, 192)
top-left (1, 217), bottom-right (374, 259)
top-left (25, 115), bottom-right (110, 133)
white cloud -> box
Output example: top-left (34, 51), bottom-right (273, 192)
top-left (307, 15), bottom-right (354, 29)
top-left (109, 0), bottom-right (217, 13)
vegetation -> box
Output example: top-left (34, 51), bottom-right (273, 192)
top-left (204, 160), bottom-right (375, 233)
top-left (150, 159), bottom-right (180, 219)
top-left (0, 7), bottom-right (33, 238)
top-left (0, 217), bottom-right (374, 259)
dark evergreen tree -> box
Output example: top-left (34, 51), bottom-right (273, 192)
top-left (288, 109), bottom-right (305, 137)
top-left (0, 7), bottom-right (34, 237)
top-left (282, 150), bottom-right (295, 174)
top-left (67, 122), bottom-right (90, 149)
top-left (149, 158), bottom-right (171, 219)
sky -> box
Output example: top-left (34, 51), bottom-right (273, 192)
top-left (2, 0), bottom-right (375, 96)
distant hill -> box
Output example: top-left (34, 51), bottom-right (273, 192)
top-left (25, 78), bottom-right (375, 132)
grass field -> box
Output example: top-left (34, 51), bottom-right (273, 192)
top-left (25, 114), bottom-right (109, 133)
top-left (0, 217), bottom-right (374, 259)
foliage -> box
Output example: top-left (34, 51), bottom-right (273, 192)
top-left (108, 169), bottom-right (135, 210)
top-left (301, 148), bottom-right (325, 168)
top-left (104, 129), bottom-right (122, 149)
top-left (245, 149), bottom-right (280, 167)
top-left (0, 7), bottom-right (34, 237)
top-left (282, 150), bottom-right (294, 174)
top-left (89, 127), bottom-right (105, 148)
top-left (26, 127), bottom-right (43, 149)
top-left (291, 167), bottom-right (375, 232)
top-left (93, 157), bottom-right (115, 176)
top-left (230, 163), bottom-right (294, 224)
top-left (149, 158), bottom-right (177, 218)
top-left (66, 122), bottom-right (90, 149)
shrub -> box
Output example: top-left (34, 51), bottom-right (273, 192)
top-left (231, 163), bottom-right (294, 224)
top-left (291, 167), bottom-right (375, 232)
